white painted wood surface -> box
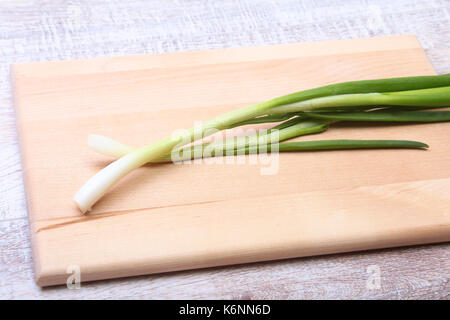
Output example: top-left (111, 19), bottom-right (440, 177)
top-left (0, 0), bottom-right (449, 299)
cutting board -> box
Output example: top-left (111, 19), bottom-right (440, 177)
top-left (12, 35), bottom-right (450, 287)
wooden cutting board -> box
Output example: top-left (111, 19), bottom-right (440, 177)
top-left (12, 35), bottom-right (450, 287)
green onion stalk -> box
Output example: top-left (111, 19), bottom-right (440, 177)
top-left (87, 119), bottom-right (330, 162)
top-left (74, 74), bottom-right (450, 213)
top-left (89, 135), bottom-right (428, 162)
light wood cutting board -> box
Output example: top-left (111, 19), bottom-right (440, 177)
top-left (12, 35), bottom-right (450, 287)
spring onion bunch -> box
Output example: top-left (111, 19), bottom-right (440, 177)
top-left (74, 74), bottom-right (450, 213)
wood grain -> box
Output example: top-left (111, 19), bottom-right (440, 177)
top-left (11, 35), bottom-right (450, 287)
top-left (1, 0), bottom-right (449, 299)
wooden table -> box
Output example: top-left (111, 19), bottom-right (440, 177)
top-left (0, 0), bottom-right (448, 299)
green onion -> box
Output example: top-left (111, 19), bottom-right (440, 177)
top-left (159, 139), bottom-right (429, 161)
top-left (300, 110), bottom-right (450, 122)
top-left (87, 135), bottom-right (427, 161)
top-left (74, 74), bottom-right (450, 213)
top-left (88, 119), bottom-right (330, 161)
top-left (265, 86), bottom-right (450, 114)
